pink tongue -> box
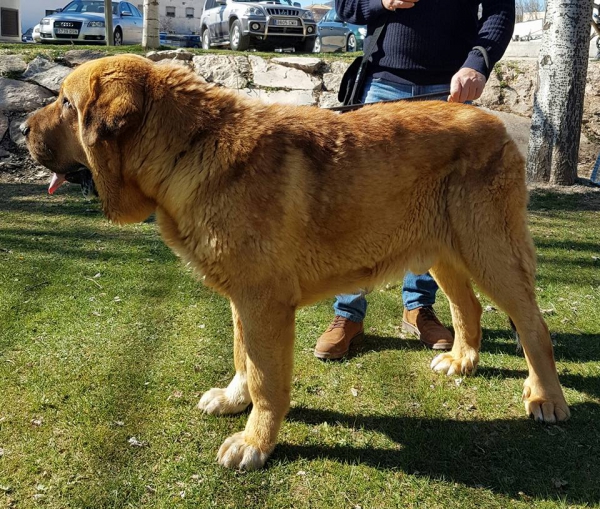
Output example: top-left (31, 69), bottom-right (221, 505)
top-left (48, 173), bottom-right (66, 195)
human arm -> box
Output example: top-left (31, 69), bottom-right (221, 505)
top-left (449, 0), bottom-right (515, 103)
top-left (335, 0), bottom-right (418, 26)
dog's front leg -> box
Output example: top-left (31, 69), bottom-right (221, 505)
top-left (198, 301), bottom-right (252, 415)
top-left (216, 294), bottom-right (295, 470)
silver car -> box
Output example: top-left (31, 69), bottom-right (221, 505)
top-left (39, 0), bottom-right (143, 45)
top-left (200, 0), bottom-right (317, 52)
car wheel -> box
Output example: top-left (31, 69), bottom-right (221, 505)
top-left (346, 33), bottom-right (357, 52)
top-left (202, 29), bottom-right (210, 50)
top-left (114, 28), bottom-right (123, 46)
top-left (313, 36), bottom-right (322, 53)
top-left (295, 37), bottom-right (316, 53)
top-left (230, 20), bottom-right (250, 51)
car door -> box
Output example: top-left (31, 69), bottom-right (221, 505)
top-left (319, 9), bottom-right (335, 51)
top-left (215, 0), bottom-right (228, 41)
top-left (330, 11), bottom-right (348, 51)
top-left (203, 0), bottom-right (219, 42)
top-left (127, 2), bottom-right (143, 43)
top-left (117, 2), bottom-right (133, 43)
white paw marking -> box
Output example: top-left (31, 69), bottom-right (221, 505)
top-left (430, 351), bottom-right (478, 376)
top-left (217, 432), bottom-right (270, 470)
top-left (198, 373), bottom-right (251, 415)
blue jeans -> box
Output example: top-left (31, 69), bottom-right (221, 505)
top-left (333, 77), bottom-right (449, 322)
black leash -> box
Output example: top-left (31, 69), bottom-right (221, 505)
top-left (327, 90), bottom-right (452, 113)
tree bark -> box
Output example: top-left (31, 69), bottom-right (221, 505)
top-left (104, 0), bottom-right (114, 46)
top-left (143, 0), bottom-right (160, 50)
top-left (526, 0), bottom-right (594, 185)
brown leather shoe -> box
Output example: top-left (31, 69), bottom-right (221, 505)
top-left (402, 306), bottom-right (453, 350)
top-left (314, 315), bottom-right (364, 360)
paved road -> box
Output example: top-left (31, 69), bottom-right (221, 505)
top-left (503, 38), bottom-right (600, 60)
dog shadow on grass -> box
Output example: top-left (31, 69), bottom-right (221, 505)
top-left (359, 328), bottom-right (600, 362)
top-left (359, 328), bottom-right (600, 399)
top-left (282, 400), bottom-right (600, 504)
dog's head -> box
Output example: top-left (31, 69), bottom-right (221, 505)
top-left (23, 54), bottom-right (157, 223)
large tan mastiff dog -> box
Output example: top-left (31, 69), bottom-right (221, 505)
top-left (23, 54), bottom-right (569, 470)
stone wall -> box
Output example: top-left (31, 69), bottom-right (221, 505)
top-left (1, 49), bottom-right (599, 180)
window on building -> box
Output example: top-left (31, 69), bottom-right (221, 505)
top-left (0, 8), bottom-right (19, 37)
top-left (186, 7), bottom-right (194, 18)
top-left (166, 6), bottom-right (176, 17)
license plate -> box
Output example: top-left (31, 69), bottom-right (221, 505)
top-left (274, 19), bottom-right (298, 26)
top-left (55, 28), bottom-right (79, 34)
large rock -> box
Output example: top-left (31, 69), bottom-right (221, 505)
top-left (0, 54), bottom-right (27, 76)
top-left (271, 57), bottom-right (323, 74)
top-left (0, 113), bottom-right (8, 140)
top-left (249, 56), bottom-right (320, 90)
top-left (23, 56), bottom-right (56, 76)
top-left (9, 113), bottom-right (29, 147)
top-left (322, 60), bottom-right (349, 93)
top-left (477, 61), bottom-right (536, 117)
top-left (319, 91), bottom-right (342, 108)
top-left (147, 49), bottom-right (194, 62)
top-left (192, 55), bottom-right (250, 89)
top-left (23, 57), bottom-right (72, 93)
top-left (60, 49), bottom-right (106, 66)
top-left (0, 78), bottom-right (55, 112)
top-left (235, 88), bottom-right (316, 106)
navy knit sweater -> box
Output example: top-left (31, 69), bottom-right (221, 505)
top-left (335, 0), bottom-right (515, 86)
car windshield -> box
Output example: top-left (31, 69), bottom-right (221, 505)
top-left (61, 1), bottom-right (118, 15)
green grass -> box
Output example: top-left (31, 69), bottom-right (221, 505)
top-left (0, 42), bottom-right (359, 67)
top-left (1, 183), bottom-right (599, 508)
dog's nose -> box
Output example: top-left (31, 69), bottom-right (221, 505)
top-left (20, 123), bottom-right (30, 136)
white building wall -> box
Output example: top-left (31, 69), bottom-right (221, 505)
top-left (20, 0), bottom-right (59, 32)
top-left (134, 0), bottom-right (204, 34)
top-left (0, 0), bottom-right (21, 40)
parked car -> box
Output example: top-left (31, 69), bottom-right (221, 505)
top-left (32, 24), bottom-right (42, 43)
top-left (313, 8), bottom-right (365, 53)
top-left (38, 0), bottom-right (143, 45)
top-left (22, 27), bottom-right (35, 43)
top-left (162, 33), bottom-right (202, 48)
top-left (200, 0), bottom-right (317, 52)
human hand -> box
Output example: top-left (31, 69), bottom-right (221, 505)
top-left (382, 0), bottom-right (418, 11)
top-left (448, 68), bottom-right (486, 103)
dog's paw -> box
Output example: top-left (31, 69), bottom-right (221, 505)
top-left (430, 351), bottom-right (478, 376)
top-left (217, 432), bottom-right (271, 470)
top-left (523, 379), bottom-right (570, 423)
top-left (197, 388), bottom-right (250, 415)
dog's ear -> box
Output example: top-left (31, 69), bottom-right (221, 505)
top-left (81, 71), bottom-right (143, 146)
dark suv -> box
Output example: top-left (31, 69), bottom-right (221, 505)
top-left (200, 0), bottom-right (317, 52)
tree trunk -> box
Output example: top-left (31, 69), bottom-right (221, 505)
top-left (104, 0), bottom-right (114, 46)
top-left (526, 0), bottom-right (593, 185)
top-left (143, 0), bottom-right (160, 50)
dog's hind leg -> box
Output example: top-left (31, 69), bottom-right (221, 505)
top-left (216, 292), bottom-right (296, 470)
top-left (198, 301), bottom-right (252, 415)
top-left (460, 225), bottom-right (570, 423)
top-left (429, 261), bottom-right (482, 376)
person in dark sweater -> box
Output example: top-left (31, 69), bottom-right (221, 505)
top-left (314, 0), bottom-right (515, 360)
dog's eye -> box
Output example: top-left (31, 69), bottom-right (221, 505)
top-left (63, 98), bottom-right (72, 109)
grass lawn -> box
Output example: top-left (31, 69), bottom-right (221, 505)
top-left (0, 42), bottom-right (359, 63)
top-left (0, 182), bottom-right (599, 508)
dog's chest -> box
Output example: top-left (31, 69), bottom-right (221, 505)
top-left (155, 206), bottom-right (231, 290)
